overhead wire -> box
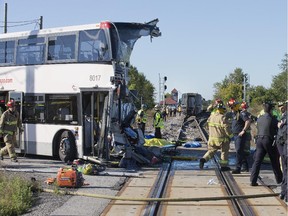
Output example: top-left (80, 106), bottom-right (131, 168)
top-left (0, 18), bottom-right (40, 28)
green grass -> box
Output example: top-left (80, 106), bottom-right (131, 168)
top-left (0, 171), bottom-right (34, 216)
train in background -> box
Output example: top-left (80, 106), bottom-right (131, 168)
top-left (180, 93), bottom-right (204, 116)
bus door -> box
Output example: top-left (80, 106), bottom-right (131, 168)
top-left (8, 91), bottom-right (24, 152)
top-left (81, 89), bottom-right (110, 158)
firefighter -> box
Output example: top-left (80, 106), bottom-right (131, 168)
top-left (199, 100), bottom-right (232, 171)
top-left (250, 102), bottom-right (282, 186)
top-left (153, 104), bottom-right (164, 139)
top-left (0, 100), bottom-right (23, 162)
top-left (136, 104), bottom-right (147, 135)
top-left (207, 99), bottom-right (223, 114)
top-left (276, 101), bottom-right (287, 201)
top-left (227, 98), bottom-right (252, 174)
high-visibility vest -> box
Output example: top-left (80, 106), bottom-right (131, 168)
top-left (136, 109), bottom-right (147, 123)
top-left (153, 111), bottom-right (164, 128)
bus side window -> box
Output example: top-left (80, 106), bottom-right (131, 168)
top-left (57, 107), bottom-right (69, 120)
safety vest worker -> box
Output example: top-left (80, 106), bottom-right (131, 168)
top-left (136, 104), bottom-right (147, 135)
top-left (153, 104), bottom-right (164, 139)
top-left (0, 100), bottom-right (23, 162)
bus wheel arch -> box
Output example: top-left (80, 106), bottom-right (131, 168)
top-left (53, 130), bottom-right (77, 162)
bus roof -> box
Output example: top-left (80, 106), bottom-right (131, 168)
top-left (0, 22), bottom-right (106, 39)
top-left (0, 19), bottom-right (161, 40)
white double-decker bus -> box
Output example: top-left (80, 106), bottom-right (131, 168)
top-left (0, 19), bottom-right (161, 162)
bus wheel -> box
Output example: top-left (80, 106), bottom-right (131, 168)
top-left (58, 131), bottom-right (77, 162)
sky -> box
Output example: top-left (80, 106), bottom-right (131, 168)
top-left (0, 0), bottom-right (287, 101)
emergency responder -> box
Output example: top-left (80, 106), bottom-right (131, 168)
top-left (227, 98), bottom-right (252, 174)
top-left (136, 104), bottom-right (147, 135)
top-left (258, 102), bottom-right (281, 120)
top-left (250, 102), bottom-right (283, 186)
top-left (0, 100), bottom-right (23, 162)
top-left (162, 106), bottom-right (167, 122)
top-left (199, 100), bottom-right (232, 171)
top-left (240, 101), bottom-right (252, 172)
top-left (207, 99), bottom-right (222, 114)
top-left (177, 104), bottom-right (182, 116)
top-left (276, 101), bottom-right (287, 201)
top-left (153, 104), bottom-right (164, 139)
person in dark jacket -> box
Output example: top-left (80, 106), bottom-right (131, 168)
top-left (227, 98), bottom-right (252, 174)
top-left (250, 102), bottom-right (283, 186)
top-left (276, 101), bottom-right (287, 201)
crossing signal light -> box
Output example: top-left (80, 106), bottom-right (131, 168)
top-left (164, 76), bottom-right (167, 82)
top-left (164, 85), bottom-right (167, 90)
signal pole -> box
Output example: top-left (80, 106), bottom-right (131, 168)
top-left (163, 76), bottom-right (167, 106)
top-left (39, 16), bottom-right (43, 29)
top-left (158, 73), bottom-right (161, 104)
top-left (4, 3), bottom-right (7, 33)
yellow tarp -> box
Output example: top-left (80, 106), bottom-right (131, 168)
top-left (144, 138), bottom-right (173, 147)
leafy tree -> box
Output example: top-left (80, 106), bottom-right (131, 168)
top-left (213, 68), bottom-right (246, 103)
top-left (249, 85), bottom-right (269, 104)
top-left (270, 54), bottom-right (288, 102)
top-left (127, 65), bottom-right (155, 109)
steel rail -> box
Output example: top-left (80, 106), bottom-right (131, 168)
top-left (143, 162), bottom-right (171, 216)
top-left (195, 116), bottom-right (256, 216)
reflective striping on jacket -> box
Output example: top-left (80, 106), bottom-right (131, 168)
top-left (208, 122), bottom-right (225, 128)
top-left (5, 120), bottom-right (18, 126)
top-left (209, 136), bottom-right (230, 143)
top-left (0, 129), bottom-right (14, 135)
top-left (219, 159), bottom-right (228, 165)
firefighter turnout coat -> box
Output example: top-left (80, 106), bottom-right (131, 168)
top-left (0, 109), bottom-right (22, 159)
top-left (203, 111), bottom-right (232, 165)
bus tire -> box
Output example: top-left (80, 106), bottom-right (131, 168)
top-left (58, 131), bottom-right (77, 162)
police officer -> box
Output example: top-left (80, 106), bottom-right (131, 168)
top-left (0, 100), bottom-right (23, 162)
top-left (199, 101), bottom-right (232, 171)
top-left (276, 101), bottom-right (287, 201)
top-left (136, 104), bottom-right (147, 135)
top-left (227, 98), bottom-right (252, 174)
top-left (153, 104), bottom-right (164, 139)
top-left (250, 102), bottom-right (283, 186)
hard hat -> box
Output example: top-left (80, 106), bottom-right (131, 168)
top-left (154, 104), bottom-right (160, 110)
top-left (227, 98), bottom-right (238, 108)
top-left (241, 101), bottom-right (248, 109)
top-left (7, 100), bottom-right (15, 107)
top-left (215, 99), bottom-right (223, 104)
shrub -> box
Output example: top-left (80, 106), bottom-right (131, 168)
top-left (0, 171), bottom-right (33, 216)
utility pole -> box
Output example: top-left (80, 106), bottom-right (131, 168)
top-left (242, 73), bottom-right (249, 102)
top-left (4, 3), bottom-right (7, 33)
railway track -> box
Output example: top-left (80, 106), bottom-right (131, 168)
top-left (102, 114), bottom-right (287, 216)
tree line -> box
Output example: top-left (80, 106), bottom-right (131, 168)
top-left (128, 54), bottom-right (287, 111)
